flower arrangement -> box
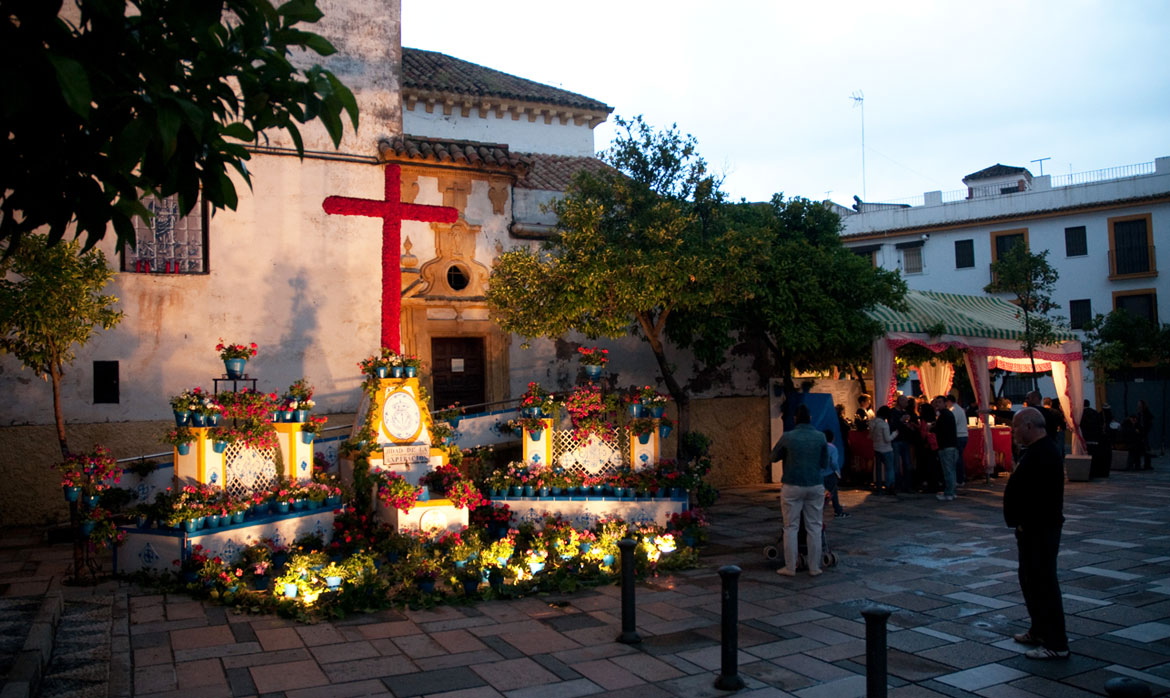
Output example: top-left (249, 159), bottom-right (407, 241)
top-left (411, 557), bottom-right (442, 582)
top-left (169, 388), bottom-right (200, 412)
top-left (667, 509), bottom-right (709, 546)
top-left (54, 445), bottom-right (121, 494)
top-left (358, 347), bottom-right (399, 376)
top-left (642, 389), bottom-right (669, 407)
top-left (212, 390), bottom-right (280, 450)
top-left (301, 415), bottom-right (328, 436)
top-left (563, 384), bottom-right (618, 441)
top-left (519, 381), bottom-right (554, 414)
top-left (286, 379), bottom-right (314, 403)
top-left (483, 531), bottom-right (517, 568)
top-left (446, 479), bottom-right (486, 510)
top-left (577, 346), bottom-right (609, 366)
top-left (420, 464), bottom-right (462, 494)
top-left (161, 426), bottom-right (195, 448)
top-left (470, 502), bottom-right (513, 530)
top-left (374, 471), bottom-right (420, 513)
top-left (626, 416), bottom-right (657, 437)
top-left (82, 507), bottom-right (125, 549)
top-left (400, 354), bottom-right (422, 370)
top-left (216, 339), bottom-right (257, 361)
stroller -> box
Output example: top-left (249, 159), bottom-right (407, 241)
top-left (764, 490), bottom-right (838, 571)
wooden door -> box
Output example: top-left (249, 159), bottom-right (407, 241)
top-left (430, 337), bottom-right (486, 413)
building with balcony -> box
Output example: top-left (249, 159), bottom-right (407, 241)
top-left (837, 156), bottom-right (1170, 410)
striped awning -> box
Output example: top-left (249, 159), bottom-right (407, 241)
top-left (865, 290), bottom-right (1079, 342)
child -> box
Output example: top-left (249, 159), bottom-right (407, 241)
top-left (823, 430), bottom-right (848, 517)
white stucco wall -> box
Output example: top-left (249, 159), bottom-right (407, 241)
top-left (404, 107), bottom-right (598, 157)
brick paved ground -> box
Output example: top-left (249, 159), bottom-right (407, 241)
top-left (4, 458), bottom-right (1170, 697)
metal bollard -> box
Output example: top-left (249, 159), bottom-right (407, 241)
top-left (713, 565), bottom-right (745, 691)
top-left (861, 605), bottom-right (892, 698)
top-left (1105, 677), bottom-right (1152, 697)
top-left (616, 538), bottom-right (641, 644)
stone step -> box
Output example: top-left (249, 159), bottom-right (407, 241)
top-left (35, 596), bottom-right (116, 698)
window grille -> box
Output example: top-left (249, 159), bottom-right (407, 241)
top-left (122, 195), bottom-right (207, 273)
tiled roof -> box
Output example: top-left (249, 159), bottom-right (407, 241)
top-left (402, 48), bottom-right (612, 113)
top-left (377, 135), bottom-right (530, 171)
top-left (963, 164), bottom-right (1032, 181)
top-left (516, 153), bottom-right (611, 191)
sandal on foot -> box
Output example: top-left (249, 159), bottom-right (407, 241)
top-left (1025, 647), bottom-right (1069, 660)
top-left (1013, 631), bottom-right (1043, 645)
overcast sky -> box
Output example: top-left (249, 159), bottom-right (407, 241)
top-left (402, 1), bottom-right (1170, 206)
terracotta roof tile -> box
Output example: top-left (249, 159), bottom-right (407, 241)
top-left (378, 135), bottom-right (530, 172)
top-left (403, 48), bottom-right (612, 113)
top-left (963, 164), bottom-right (1032, 181)
top-left (516, 153), bottom-right (612, 191)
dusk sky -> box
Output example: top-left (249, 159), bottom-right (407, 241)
top-left (403, 0), bottom-right (1170, 206)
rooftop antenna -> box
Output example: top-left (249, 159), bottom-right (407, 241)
top-left (850, 91), bottom-right (866, 200)
top-left (1030, 157), bottom-right (1050, 176)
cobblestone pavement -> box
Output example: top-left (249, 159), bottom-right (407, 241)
top-left (3, 459), bottom-right (1170, 697)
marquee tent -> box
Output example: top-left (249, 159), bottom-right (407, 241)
top-left (866, 290), bottom-right (1085, 474)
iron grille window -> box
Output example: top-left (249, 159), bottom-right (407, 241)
top-left (121, 195), bottom-right (208, 273)
top-left (901, 246), bottom-right (923, 274)
top-left (1116, 293), bottom-right (1156, 324)
top-left (1068, 299), bottom-right (1091, 330)
top-left (1064, 226), bottom-right (1087, 257)
top-left (1114, 219), bottom-right (1150, 275)
top-left (954, 239), bottom-right (974, 268)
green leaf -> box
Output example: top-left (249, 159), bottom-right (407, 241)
top-left (302, 34), bottom-right (336, 57)
top-left (221, 122), bottom-right (255, 141)
top-left (46, 55), bottom-right (91, 118)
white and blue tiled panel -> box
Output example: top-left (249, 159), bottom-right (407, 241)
top-left (116, 508), bottom-right (337, 574)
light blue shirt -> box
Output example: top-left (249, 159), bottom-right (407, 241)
top-left (822, 442), bottom-right (842, 478)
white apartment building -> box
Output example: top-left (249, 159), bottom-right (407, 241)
top-left (837, 156), bottom-right (1170, 414)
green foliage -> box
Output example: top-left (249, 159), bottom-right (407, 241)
top-left (693, 195), bottom-right (907, 387)
top-left (1082, 309), bottom-right (1158, 378)
top-left (1, 0), bottom-right (360, 253)
top-left (984, 243), bottom-right (1063, 385)
top-left (0, 236), bottom-right (122, 454)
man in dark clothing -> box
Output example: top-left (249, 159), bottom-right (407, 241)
top-left (888, 396), bottom-right (916, 492)
top-left (931, 396), bottom-right (958, 501)
top-left (1005, 407), bottom-right (1069, 660)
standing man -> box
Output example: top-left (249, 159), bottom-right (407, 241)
top-left (932, 396), bottom-right (959, 501)
top-left (889, 395), bottom-right (916, 493)
top-left (947, 394), bottom-right (969, 486)
top-left (770, 404), bottom-right (828, 577)
top-left (1006, 408), bottom-right (1069, 660)
top-left (1080, 399), bottom-right (1106, 478)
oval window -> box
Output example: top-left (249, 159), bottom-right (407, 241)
top-left (447, 264), bottom-right (470, 291)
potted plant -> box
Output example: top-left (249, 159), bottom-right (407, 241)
top-left (411, 557), bottom-right (442, 593)
top-left (519, 381), bottom-right (552, 417)
top-left (216, 339), bottom-right (257, 379)
top-left (286, 379), bottom-right (315, 421)
top-left (54, 445), bottom-right (121, 505)
top-left (169, 389), bottom-right (199, 426)
top-left (358, 351), bottom-right (393, 379)
top-left (400, 354), bottom-right (422, 377)
top-left (576, 346), bottom-right (609, 381)
top-left (640, 386), bottom-right (667, 417)
top-left (162, 426), bottom-right (196, 455)
top-left (374, 471), bottom-right (420, 513)
top-left (301, 415), bottom-right (328, 444)
top-left (627, 416), bottom-right (657, 445)
top-left (563, 384), bottom-right (619, 442)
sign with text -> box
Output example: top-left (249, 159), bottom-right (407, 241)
top-left (382, 444), bottom-right (430, 469)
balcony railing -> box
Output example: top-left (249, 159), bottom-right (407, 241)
top-left (1109, 244), bottom-right (1157, 278)
top-left (1052, 161), bottom-right (1156, 188)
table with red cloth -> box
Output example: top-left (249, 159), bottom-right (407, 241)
top-left (963, 426), bottom-right (1014, 477)
top-left (847, 430), bottom-right (875, 480)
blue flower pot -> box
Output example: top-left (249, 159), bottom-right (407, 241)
top-left (212, 440), bottom-right (227, 454)
top-left (294, 409), bottom-right (308, 422)
top-left (603, 554), bottom-right (615, 567)
top-left (551, 486), bottom-right (562, 496)
top-left (177, 442), bottom-right (191, 456)
top-left (173, 410), bottom-right (190, 426)
top-left (232, 511), bottom-right (245, 524)
top-left (584, 364), bottom-right (602, 381)
top-left (650, 405), bottom-right (665, 418)
top-left (638, 432), bottom-right (651, 445)
top-left (538, 487), bottom-right (550, 497)
top-left (83, 494), bottom-right (99, 510)
top-left (281, 410), bottom-right (294, 422)
top-left (528, 428), bottom-right (543, 441)
top-left (292, 499), bottom-right (305, 511)
top-left (463, 579), bottom-right (480, 596)
top-left (416, 579), bottom-right (435, 594)
top-left (326, 576), bottom-right (342, 589)
top-left (194, 516), bottom-right (207, 530)
top-left (404, 366), bottom-right (417, 378)
top-left (375, 366), bottom-right (389, 378)
top-left (79, 520), bottom-right (95, 536)
top-left (224, 358), bottom-right (246, 379)
top-left (277, 502), bottom-right (290, 514)
top-left (63, 486), bottom-right (80, 502)
top-left (183, 519), bottom-right (197, 533)
top-left (207, 515), bottom-right (221, 529)
top-left (326, 495), bottom-right (341, 507)
top-left (418, 488), bottom-right (430, 502)
top-left (190, 413), bottom-right (206, 427)
top-left (528, 562), bottom-right (545, 575)
top-left (251, 577), bottom-right (268, 591)
top-left (301, 431), bottom-right (315, 445)
top-left (628, 403), bottom-right (644, 418)
top-left (524, 485), bottom-right (535, 497)
top-left (283, 583), bottom-right (298, 598)
top-left (210, 414), bottom-right (221, 427)
top-left (659, 425), bottom-right (672, 439)
top-left (390, 366), bottom-right (404, 378)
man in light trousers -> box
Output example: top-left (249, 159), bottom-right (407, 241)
top-left (770, 404), bottom-right (829, 577)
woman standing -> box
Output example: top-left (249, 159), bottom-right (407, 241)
top-left (870, 405), bottom-right (898, 495)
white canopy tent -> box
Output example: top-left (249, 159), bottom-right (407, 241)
top-left (867, 290), bottom-right (1085, 474)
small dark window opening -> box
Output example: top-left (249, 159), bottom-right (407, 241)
top-left (94, 361), bottom-right (119, 404)
top-left (1068, 299), bottom-right (1091, 330)
top-left (446, 264), bottom-right (470, 291)
top-left (1065, 226), bottom-right (1087, 257)
top-left (954, 239), bottom-right (975, 268)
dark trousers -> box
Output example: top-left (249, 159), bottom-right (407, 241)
top-left (1016, 525), bottom-right (1068, 651)
top-left (955, 436), bottom-right (968, 484)
top-left (824, 473), bottom-right (843, 514)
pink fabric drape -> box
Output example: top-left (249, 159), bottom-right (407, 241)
top-left (1051, 360), bottom-right (1085, 455)
top-left (964, 352), bottom-right (994, 475)
top-left (916, 361), bottom-right (955, 401)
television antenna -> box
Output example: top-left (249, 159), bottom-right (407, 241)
top-left (1030, 157), bottom-right (1050, 176)
top-left (850, 91), bottom-right (866, 200)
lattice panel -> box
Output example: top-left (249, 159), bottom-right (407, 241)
top-left (553, 430), bottom-right (630, 478)
top-left (224, 444), bottom-right (280, 499)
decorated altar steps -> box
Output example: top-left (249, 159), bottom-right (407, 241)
top-left (116, 506), bottom-right (338, 576)
top-left (490, 493), bottom-right (687, 529)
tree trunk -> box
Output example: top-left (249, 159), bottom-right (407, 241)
top-left (50, 363), bottom-right (70, 459)
top-left (637, 312), bottom-right (689, 460)
top-left (851, 363), bottom-right (868, 394)
top-left (1023, 310), bottom-right (1039, 392)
